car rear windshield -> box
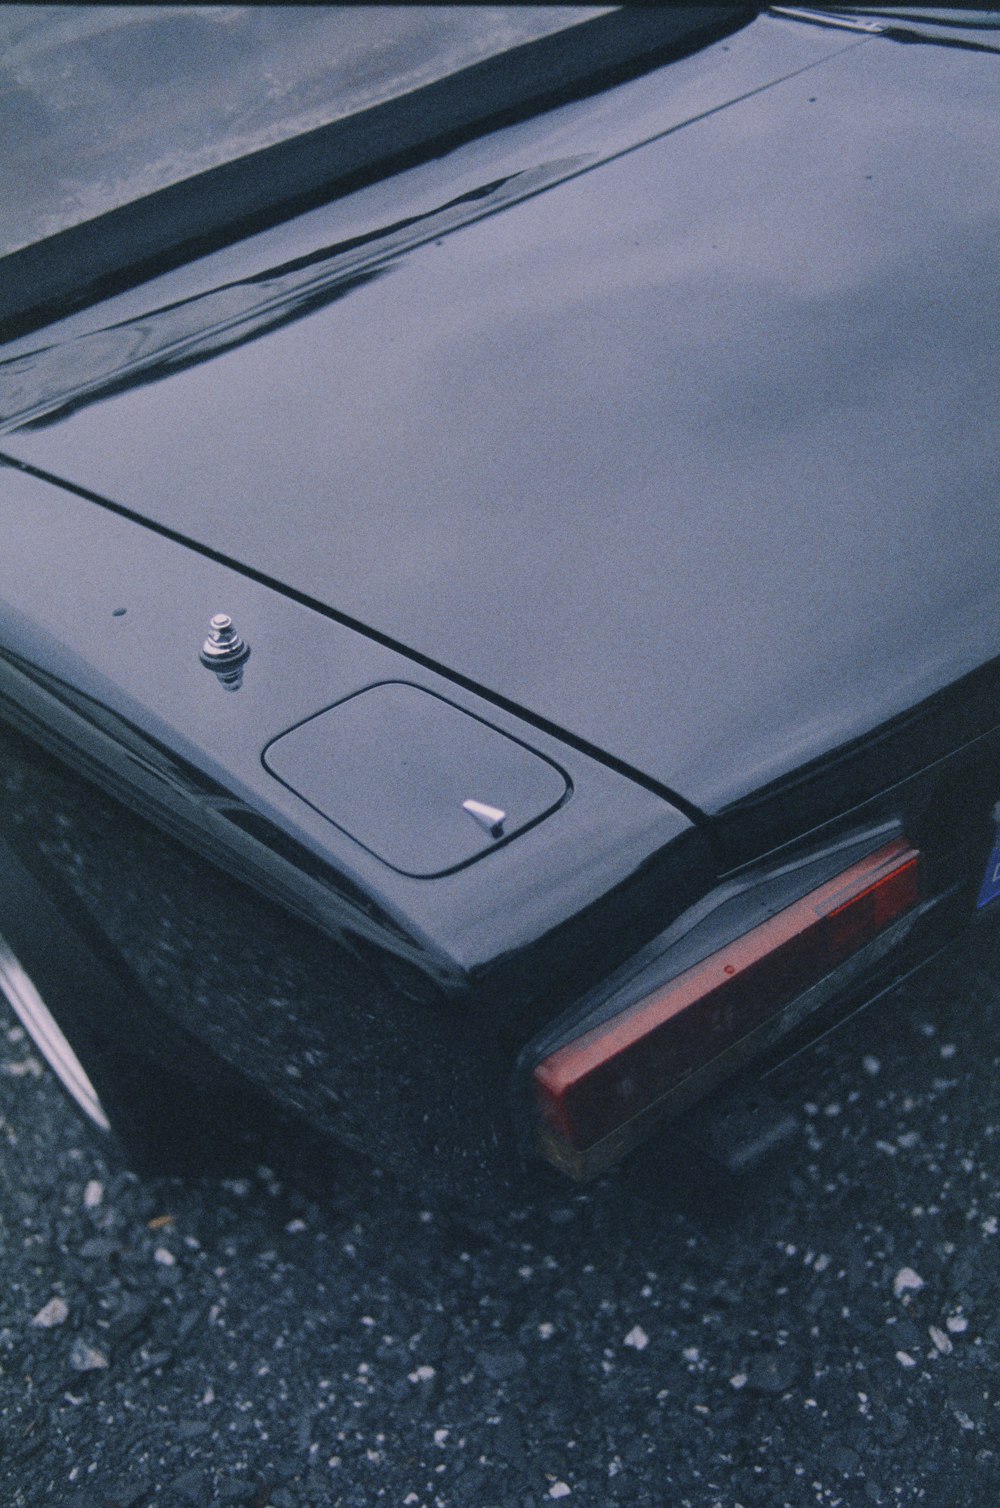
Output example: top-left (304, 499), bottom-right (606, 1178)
top-left (0, 4), bottom-right (608, 259)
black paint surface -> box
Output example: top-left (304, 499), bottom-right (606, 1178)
top-left (4, 16), bottom-right (998, 820)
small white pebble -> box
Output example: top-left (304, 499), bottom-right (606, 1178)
top-left (982, 1216), bottom-right (998, 1236)
top-left (862, 1055), bottom-right (881, 1076)
top-left (32, 1296), bottom-right (69, 1328)
top-left (408, 1365), bottom-right (436, 1383)
top-left (433, 1428), bottom-right (449, 1446)
top-left (549, 1484), bottom-right (572, 1500)
top-left (892, 1267), bottom-right (924, 1298)
top-left (285, 1218), bottom-right (307, 1234)
top-left (201, 1387), bottom-right (215, 1405)
top-left (624, 1325), bottom-right (649, 1351)
top-left (939, 1043), bottom-right (956, 1059)
top-left (682, 1345), bottom-right (700, 1363)
top-left (538, 1322), bottom-right (555, 1339)
top-left (730, 1373), bottom-right (748, 1390)
top-left (896, 1350), bottom-right (917, 1368)
top-left (153, 1247), bottom-right (176, 1267)
top-left (69, 1341), bottom-right (108, 1373)
top-left (83, 1180), bottom-right (104, 1209)
top-left (946, 1315), bottom-right (968, 1334)
top-left (929, 1326), bottom-right (953, 1355)
top-left (813, 1254), bottom-right (831, 1273)
top-left (3, 1057), bottom-right (43, 1078)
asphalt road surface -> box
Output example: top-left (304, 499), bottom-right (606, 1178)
top-left (1, 920), bottom-right (998, 1507)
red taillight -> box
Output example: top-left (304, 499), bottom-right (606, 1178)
top-left (533, 838), bottom-right (921, 1172)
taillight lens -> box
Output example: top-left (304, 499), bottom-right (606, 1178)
top-left (533, 838), bottom-right (921, 1171)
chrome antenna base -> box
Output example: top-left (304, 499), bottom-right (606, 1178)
top-left (200, 612), bottom-right (249, 668)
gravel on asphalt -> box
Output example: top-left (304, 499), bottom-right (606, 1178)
top-left (1, 923), bottom-right (998, 1507)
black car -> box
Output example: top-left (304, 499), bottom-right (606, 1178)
top-left (1, 4), bottom-right (999, 1204)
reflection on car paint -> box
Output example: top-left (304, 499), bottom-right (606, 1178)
top-left (0, 160), bottom-right (590, 434)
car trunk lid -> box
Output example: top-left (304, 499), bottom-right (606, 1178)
top-left (3, 25), bottom-right (999, 854)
